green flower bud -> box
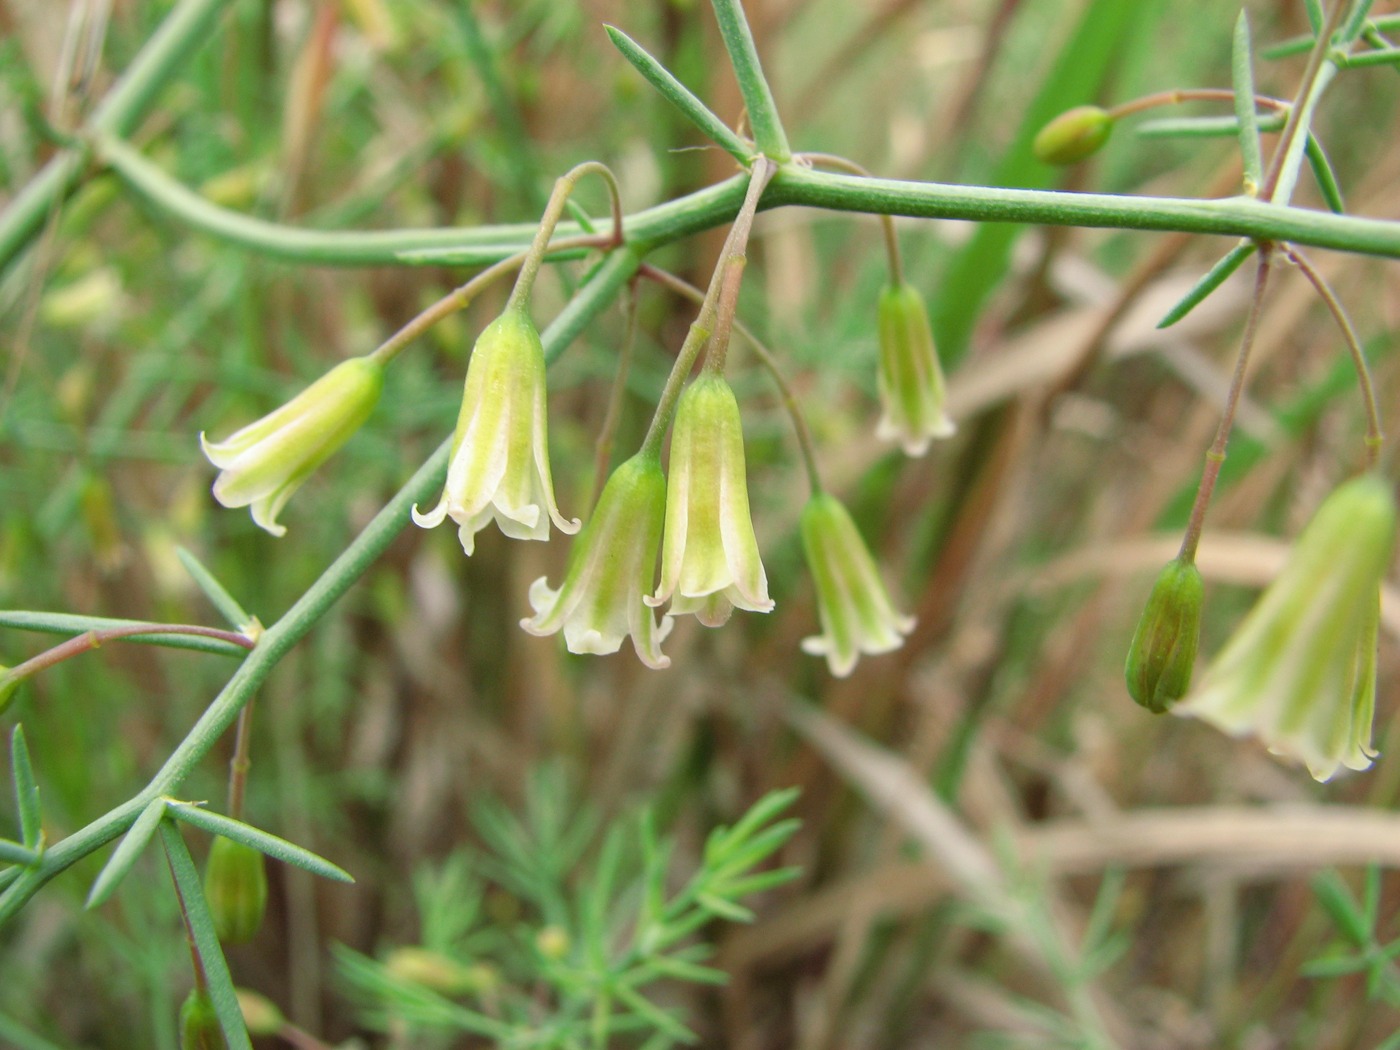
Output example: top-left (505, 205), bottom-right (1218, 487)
top-left (235, 988), bottom-right (284, 1036)
top-left (1032, 105), bottom-right (1114, 165)
top-left (1178, 475), bottom-right (1397, 781)
top-left (203, 836), bottom-right (268, 945)
top-left (201, 355), bottom-right (384, 536)
top-left (179, 988), bottom-right (226, 1050)
top-left (535, 924), bottom-right (571, 960)
top-left (876, 283), bottom-right (954, 456)
top-left (1125, 557), bottom-right (1204, 713)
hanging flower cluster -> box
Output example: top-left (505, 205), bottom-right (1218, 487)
top-left (196, 158), bottom-right (957, 679)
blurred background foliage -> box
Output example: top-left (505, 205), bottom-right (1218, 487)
top-left (2, 0), bottom-right (1400, 1046)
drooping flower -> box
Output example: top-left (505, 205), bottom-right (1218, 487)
top-left (521, 452), bottom-right (672, 669)
top-left (648, 374), bottom-right (773, 627)
top-left (203, 835), bottom-right (268, 945)
top-left (413, 309), bottom-right (579, 555)
top-left (201, 355), bottom-right (384, 536)
top-left (876, 282), bottom-right (955, 456)
top-left (799, 492), bottom-right (915, 676)
top-left (1176, 474), bottom-right (1397, 781)
top-left (1125, 557), bottom-right (1204, 713)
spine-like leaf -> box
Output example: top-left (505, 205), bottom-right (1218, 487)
top-left (1233, 12), bottom-right (1264, 193)
top-left (86, 797), bottom-right (168, 908)
top-left (1157, 241), bottom-right (1256, 329)
top-left (176, 547), bottom-right (254, 631)
top-left (708, 0), bottom-right (791, 161)
top-left (605, 25), bottom-right (752, 163)
top-left (1306, 134), bottom-right (1345, 213)
top-left (158, 822), bottom-right (253, 1050)
top-left (166, 802), bottom-right (354, 883)
top-left (10, 727), bottom-right (41, 851)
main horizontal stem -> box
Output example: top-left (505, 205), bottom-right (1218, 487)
top-left (99, 138), bottom-right (1400, 266)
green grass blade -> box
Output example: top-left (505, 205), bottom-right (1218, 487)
top-left (10, 727), bottom-right (41, 851)
top-left (932, 0), bottom-right (1147, 365)
top-left (605, 25), bottom-right (752, 162)
top-left (176, 547), bottom-right (254, 631)
top-left (86, 797), bottom-right (168, 908)
top-left (709, 0), bottom-right (790, 161)
top-left (1157, 240), bottom-right (1255, 329)
top-left (158, 823), bottom-right (252, 1050)
top-left (1306, 134), bottom-right (1345, 213)
top-left (1233, 12), bottom-right (1263, 192)
top-left (166, 803), bottom-right (354, 883)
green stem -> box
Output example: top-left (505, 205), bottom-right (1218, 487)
top-left (799, 152), bottom-right (904, 285)
top-left (0, 250), bottom-right (638, 925)
top-left (507, 161), bottom-right (624, 313)
top-left (1178, 250), bottom-right (1274, 563)
top-left (704, 159), bottom-right (777, 374)
top-left (640, 264), bottom-right (823, 494)
top-left (640, 158), bottom-right (772, 454)
top-left (0, 0), bottom-right (233, 276)
top-left (709, 0), bottom-right (791, 162)
top-left (1105, 87), bottom-right (1290, 120)
top-left (96, 137), bottom-right (1400, 264)
top-left (1285, 246), bottom-right (1384, 467)
top-left (589, 281), bottom-right (640, 512)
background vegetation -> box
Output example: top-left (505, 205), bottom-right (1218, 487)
top-left (2, 0), bottom-right (1400, 1046)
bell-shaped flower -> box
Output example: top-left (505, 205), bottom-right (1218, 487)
top-left (201, 355), bottom-right (384, 536)
top-left (649, 374), bottom-right (774, 627)
top-left (413, 309), bottom-right (579, 555)
top-left (876, 282), bottom-right (955, 456)
top-left (1176, 474), bottom-right (1397, 781)
top-left (800, 492), bottom-right (915, 676)
top-left (521, 452), bottom-right (672, 669)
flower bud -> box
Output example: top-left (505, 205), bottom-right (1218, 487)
top-left (201, 355), bottom-right (384, 536)
top-left (1033, 105), bottom-right (1114, 165)
top-left (179, 989), bottom-right (226, 1050)
top-left (1125, 557), bottom-right (1204, 713)
top-left (535, 924), bottom-right (570, 960)
top-left (876, 283), bottom-right (954, 457)
top-left (203, 836), bottom-right (268, 945)
top-left (1177, 475), bottom-right (1398, 781)
top-left (800, 493), bottom-right (915, 677)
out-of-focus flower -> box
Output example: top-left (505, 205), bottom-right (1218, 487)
top-left (521, 452), bottom-right (672, 669)
top-left (413, 310), bottom-right (578, 555)
top-left (1125, 557), bottom-right (1204, 713)
top-left (876, 282), bottom-right (954, 456)
top-left (649, 375), bottom-right (773, 627)
top-left (201, 356), bottom-right (384, 536)
top-left (799, 493), bottom-right (914, 676)
top-left (1176, 475), bottom-right (1397, 781)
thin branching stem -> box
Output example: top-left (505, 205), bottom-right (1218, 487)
top-left (508, 162), bottom-right (624, 313)
top-left (4, 623), bottom-right (255, 686)
top-left (589, 281), bottom-right (640, 511)
top-left (1285, 246), bottom-right (1384, 467)
top-left (798, 152), bottom-right (905, 285)
top-left (1178, 249), bottom-right (1275, 563)
top-left (1107, 87), bottom-right (1290, 119)
top-left (640, 263), bottom-right (823, 495)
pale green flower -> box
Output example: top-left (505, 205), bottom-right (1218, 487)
top-left (201, 355), bottom-right (384, 536)
top-left (876, 282), bottom-right (954, 456)
top-left (800, 493), bottom-right (914, 676)
top-left (413, 310), bottom-right (579, 555)
top-left (521, 452), bottom-right (672, 669)
top-left (649, 374), bottom-right (773, 627)
top-left (1176, 475), bottom-right (1397, 781)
